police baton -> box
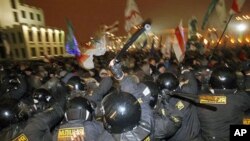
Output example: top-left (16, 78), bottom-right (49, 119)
top-left (164, 91), bottom-right (217, 111)
top-left (114, 19), bottom-right (151, 63)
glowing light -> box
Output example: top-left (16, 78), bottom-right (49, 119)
top-left (203, 39), bottom-right (208, 45)
top-left (246, 38), bottom-right (250, 43)
top-left (196, 33), bottom-right (202, 38)
top-left (237, 23), bottom-right (247, 32)
top-left (238, 38), bottom-right (242, 43)
top-left (230, 38), bottom-right (235, 44)
top-left (4, 111), bottom-right (9, 116)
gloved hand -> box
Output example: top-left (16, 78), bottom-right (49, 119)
top-left (109, 59), bottom-right (124, 80)
top-left (160, 103), bottom-right (182, 127)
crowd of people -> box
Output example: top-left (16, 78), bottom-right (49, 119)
top-left (0, 44), bottom-right (250, 141)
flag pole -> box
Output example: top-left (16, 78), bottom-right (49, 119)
top-left (214, 14), bottom-right (234, 48)
top-left (209, 14), bottom-right (233, 60)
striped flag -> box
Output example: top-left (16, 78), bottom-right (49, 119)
top-left (77, 51), bottom-right (94, 70)
top-left (78, 36), bottom-right (107, 70)
top-left (125, 0), bottom-right (143, 32)
top-left (173, 21), bottom-right (185, 63)
top-left (230, 0), bottom-right (245, 15)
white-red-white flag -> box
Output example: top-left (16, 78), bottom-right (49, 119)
top-left (230, 0), bottom-right (245, 15)
top-left (173, 21), bottom-right (186, 63)
top-left (124, 0), bottom-right (143, 32)
top-left (77, 36), bottom-right (107, 70)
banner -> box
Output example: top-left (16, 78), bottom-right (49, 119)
top-left (125, 0), bottom-right (143, 32)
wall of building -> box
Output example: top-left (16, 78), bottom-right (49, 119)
top-left (22, 24), bottom-right (65, 60)
top-left (0, 0), bottom-right (45, 28)
top-left (0, 0), bottom-right (67, 61)
top-left (1, 26), bottom-right (26, 60)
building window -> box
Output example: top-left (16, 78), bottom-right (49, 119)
top-left (18, 32), bottom-right (23, 43)
top-left (21, 48), bottom-right (26, 58)
top-left (11, 33), bottom-right (16, 44)
top-left (39, 47), bottom-right (44, 56)
top-left (5, 33), bottom-right (9, 41)
top-left (60, 47), bottom-right (64, 54)
top-left (59, 33), bottom-right (62, 42)
top-left (31, 48), bottom-right (36, 57)
top-left (28, 30), bottom-right (33, 41)
top-left (13, 12), bottom-right (19, 22)
top-left (52, 32), bottom-right (55, 42)
top-left (54, 47), bottom-right (58, 54)
top-left (21, 10), bottom-right (26, 18)
top-left (37, 14), bottom-right (41, 21)
top-left (15, 49), bottom-right (19, 58)
top-left (47, 47), bottom-right (51, 55)
top-left (0, 32), bottom-right (3, 44)
top-left (10, 0), bottom-right (16, 9)
top-left (30, 12), bottom-right (34, 20)
top-left (37, 31), bottom-right (41, 42)
top-left (45, 32), bottom-right (49, 42)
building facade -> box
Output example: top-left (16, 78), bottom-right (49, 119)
top-left (0, 0), bottom-right (67, 60)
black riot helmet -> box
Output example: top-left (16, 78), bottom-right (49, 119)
top-left (209, 66), bottom-right (237, 89)
top-left (66, 76), bottom-right (86, 91)
top-left (65, 97), bottom-right (93, 121)
top-left (101, 92), bottom-right (141, 134)
top-left (0, 73), bottom-right (27, 100)
top-left (143, 81), bottom-right (159, 108)
top-left (0, 98), bottom-right (20, 129)
top-left (157, 72), bottom-right (179, 91)
top-left (32, 88), bottom-right (54, 111)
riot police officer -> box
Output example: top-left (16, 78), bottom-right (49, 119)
top-left (198, 66), bottom-right (250, 141)
top-left (95, 59), bottom-right (154, 141)
top-left (53, 96), bottom-right (103, 141)
top-left (157, 70), bottom-right (201, 141)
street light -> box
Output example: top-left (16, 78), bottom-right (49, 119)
top-left (236, 23), bottom-right (247, 32)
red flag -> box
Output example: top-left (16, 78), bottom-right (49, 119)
top-left (230, 0), bottom-right (245, 15)
top-left (173, 21), bottom-right (186, 62)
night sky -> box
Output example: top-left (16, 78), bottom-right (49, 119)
top-left (25, 0), bottom-right (250, 44)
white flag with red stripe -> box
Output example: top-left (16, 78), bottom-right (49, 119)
top-left (173, 21), bottom-right (186, 63)
top-left (230, 0), bottom-right (245, 15)
top-left (77, 36), bottom-right (107, 70)
top-left (125, 0), bottom-right (143, 32)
